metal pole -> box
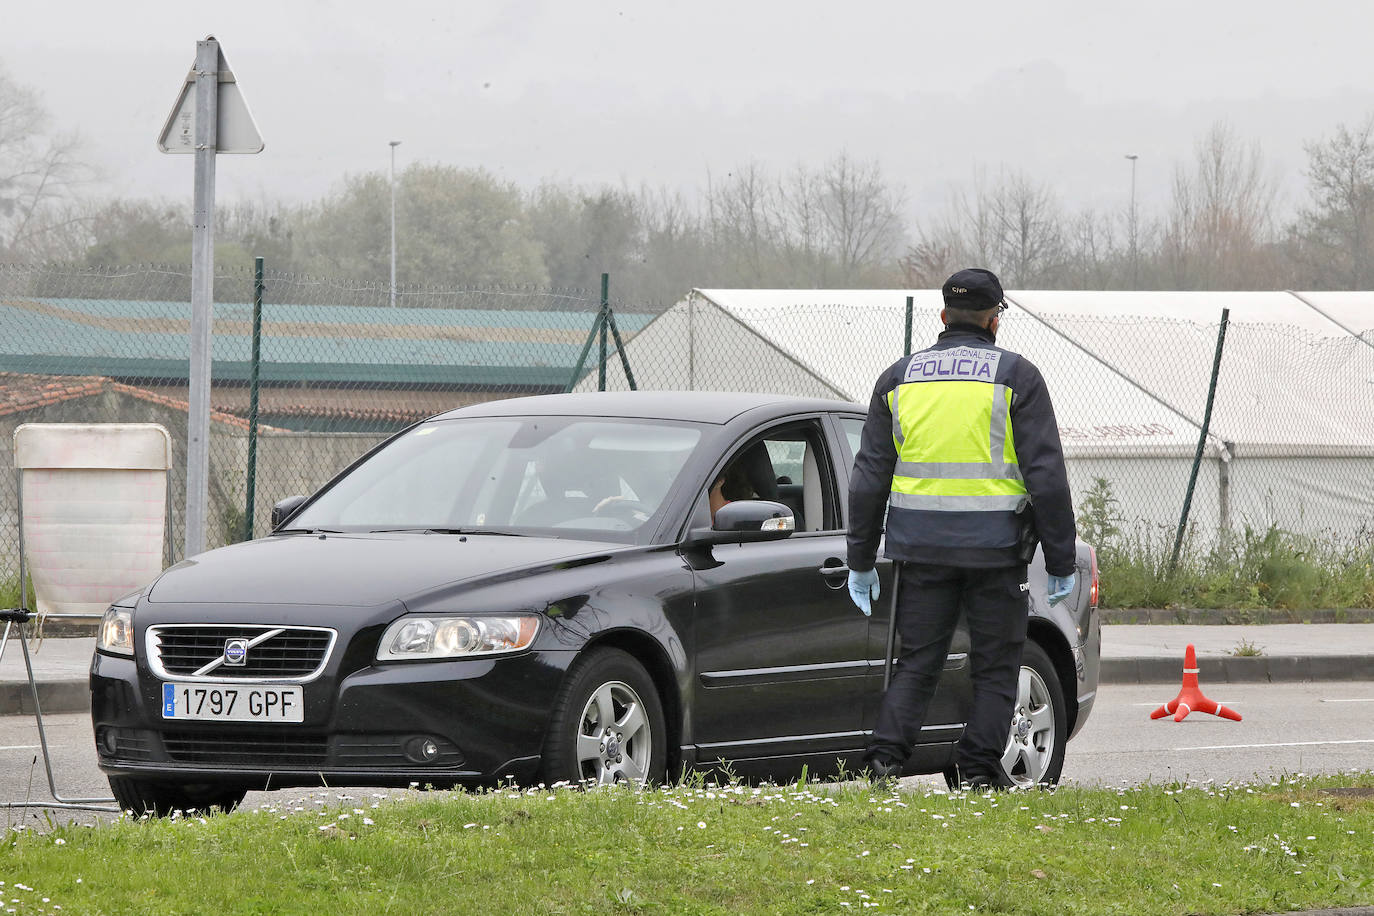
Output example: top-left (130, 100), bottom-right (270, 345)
top-left (1170, 308), bottom-right (1229, 573)
top-left (1217, 441), bottom-right (1233, 552)
top-left (598, 273), bottom-right (609, 391)
top-left (244, 256), bottom-right (264, 541)
top-left (1125, 154), bottom-right (1139, 287)
top-left (389, 140), bottom-right (401, 308)
top-left (566, 311), bottom-right (602, 393)
top-left (185, 37), bottom-right (220, 560)
top-left (605, 307), bottom-right (638, 391)
top-left (904, 296), bottom-right (913, 355)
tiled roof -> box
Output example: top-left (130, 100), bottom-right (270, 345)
top-left (0, 373), bottom-right (109, 416)
top-left (0, 373), bottom-right (255, 430)
top-left (252, 403), bottom-right (429, 426)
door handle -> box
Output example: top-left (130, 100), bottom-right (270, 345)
top-left (817, 563), bottom-right (849, 576)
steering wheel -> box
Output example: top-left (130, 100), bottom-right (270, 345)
top-left (592, 497), bottom-right (652, 522)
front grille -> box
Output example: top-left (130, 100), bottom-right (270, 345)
top-left (149, 625), bottom-right (335, 680)
top-left (162, 730), bottom-right (329, 768)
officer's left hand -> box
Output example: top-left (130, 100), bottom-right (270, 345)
top-left (1047, 573), bottom-right (1076, 606)
top-left (847, 568), bottom-right (880, 616)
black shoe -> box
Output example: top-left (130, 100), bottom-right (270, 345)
top-left (867, 757), bottom-right (902, 787)
top-left (959, 772), bottom-right (1016, 792)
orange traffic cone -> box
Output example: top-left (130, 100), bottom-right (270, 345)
top-left (1149, 644), bottom-right (1242, 722)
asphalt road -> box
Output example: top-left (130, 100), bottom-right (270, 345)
top-left (2, 680), bottom-right (1371, 829)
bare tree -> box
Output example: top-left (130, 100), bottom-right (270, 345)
top-left (1290, 115), bottom-right (1374, 288)
top-left (989, 171), bottom-right (1066, 287)
top-left (904, 169), bottom-right (1066, 288)
top-left (0, 67), bottom-right (92, 260)
top-left (705, 162), bottom-right (783, 284)
top-left (1062, 208), bottom-right (1121, 290)
top-left (814, 153), bottom-right (905, 285)
top-left (1159, 122), bottom-right (1280, 289)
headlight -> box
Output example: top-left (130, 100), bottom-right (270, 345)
top-left (98, 606), bottom-right (134, 656)
top-left (376, 615), bottom-right (539, 661)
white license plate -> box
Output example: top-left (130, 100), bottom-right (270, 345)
top-left (161, 683), bottom-right (304, 723)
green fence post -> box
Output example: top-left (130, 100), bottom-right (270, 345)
top-left (598, 273), bottom-right (637, 391)
top-left (566, 307), bottom-right (603, 393)
top-left (1169, 308), bottom-right (1230, 574)
top-left (598, 273), bottom-right (609, 391)
top-left (244, 257), bottom-right (264, 541)
top-left (904, 296), bottom-right (914, 355)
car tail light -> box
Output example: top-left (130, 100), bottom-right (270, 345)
top-left (1088, 545), bottom-right (1100, 609)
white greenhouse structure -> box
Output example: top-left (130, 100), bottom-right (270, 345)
top-left (580, 289), bottom-right (1374, 546)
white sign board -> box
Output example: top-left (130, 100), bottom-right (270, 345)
top-left (157, 45), bottom-right (263, 154)
top-left (14, 423), bottom-right (172, 617)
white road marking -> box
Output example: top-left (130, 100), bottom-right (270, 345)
top-left (1319, 698), bottom-right (1374, 703)
top-left (0, 745), bottom-right (41, 751)
top-left (1176, 738), bottom-right (1374, 752)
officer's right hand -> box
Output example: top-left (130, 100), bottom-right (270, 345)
top-left (1048, 573), bottom-right (1076, 606)
top-left (847, 568), bottom-right (880, 616)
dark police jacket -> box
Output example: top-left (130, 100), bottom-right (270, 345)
top-left (847, 323), bottom-right (1077, 577)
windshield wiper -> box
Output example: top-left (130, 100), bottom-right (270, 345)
top-left (368, 527), bottom-right (527, 537)
top-left (276, 527), bottom-right (343, 534)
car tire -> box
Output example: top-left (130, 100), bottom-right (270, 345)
top-left (541, 647), bottom-right (667, 788)
top-left (943, 640), bottom-right (1068, 790)
top-left (108, 776), bottom-right (247, 817)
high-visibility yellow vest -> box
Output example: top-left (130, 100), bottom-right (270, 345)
top-left (888, 345), bottom-right (1029, 517)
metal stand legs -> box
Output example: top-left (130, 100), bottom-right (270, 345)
top-left (0, 609), bottom-right (117, 812)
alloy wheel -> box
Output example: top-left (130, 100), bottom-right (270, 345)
top-left (574, 680), bottom-right (652, 786)
top-left (1001, 664), bottom-right (1057, 787)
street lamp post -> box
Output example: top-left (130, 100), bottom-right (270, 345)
top-left (389, 140), bottom-right (402, 308)
top-left (1125, 154), bottom-right (1139, 288)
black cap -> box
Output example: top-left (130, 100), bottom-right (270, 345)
top-left (942, 268), bottom-right (1004, 311)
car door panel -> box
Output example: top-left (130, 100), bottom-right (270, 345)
top-left (691, 533), bottom-right (869, 759)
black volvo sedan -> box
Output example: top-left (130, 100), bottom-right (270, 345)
top-left (92, 392), bottom-right (1100, 814)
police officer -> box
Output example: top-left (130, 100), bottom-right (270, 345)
top-left (846, 268), bottom-right (1077, 789)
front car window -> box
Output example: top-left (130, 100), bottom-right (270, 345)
top-left (697, 422), bottom-right (839, 533)
top-left (288, 416), bottom-right (703, 540)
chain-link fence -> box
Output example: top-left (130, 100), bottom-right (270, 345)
top-left (3, 268), bottom-right (1372, 578)
top-left (0, 264), bottom-right (649, 566)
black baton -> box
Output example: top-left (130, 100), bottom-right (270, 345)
top-left (882, 561), bottom-right (902, 690)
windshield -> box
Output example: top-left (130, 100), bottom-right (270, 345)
top-left (287, 416), bottom-right (704, 539)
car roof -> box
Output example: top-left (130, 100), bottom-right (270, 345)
top-left (430, 391), bottom-right (864, 425)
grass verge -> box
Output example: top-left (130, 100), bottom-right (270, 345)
top-left (1076, 477), bottom-right (1374, 610)
top-left (2, 773), bottom-right (1373, 915)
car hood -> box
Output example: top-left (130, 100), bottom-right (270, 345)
top-left (146, 532), bottom-right (624, 607)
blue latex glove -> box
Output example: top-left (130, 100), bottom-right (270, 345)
top-left (847, 568), bottom-right (880, 616)
top-left (1047, 573), bottom-right (1076, 606)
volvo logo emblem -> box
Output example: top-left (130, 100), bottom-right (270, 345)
top-left (224, 638), bottom-right (249, 666)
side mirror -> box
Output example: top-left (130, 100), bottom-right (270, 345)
top-left (685, 499), bottom-right (795, 546)
top-left (270, 495), bottom-right (309, 530)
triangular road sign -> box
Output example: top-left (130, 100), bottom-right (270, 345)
top-left (157, 43), bottom-right (264, 154)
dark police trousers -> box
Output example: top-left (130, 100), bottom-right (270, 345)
top-left (867, 562), bottom-right (1030, 778)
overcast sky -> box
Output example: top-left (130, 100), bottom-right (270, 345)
top-left (5, 0), bottom-right (1374, 228)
